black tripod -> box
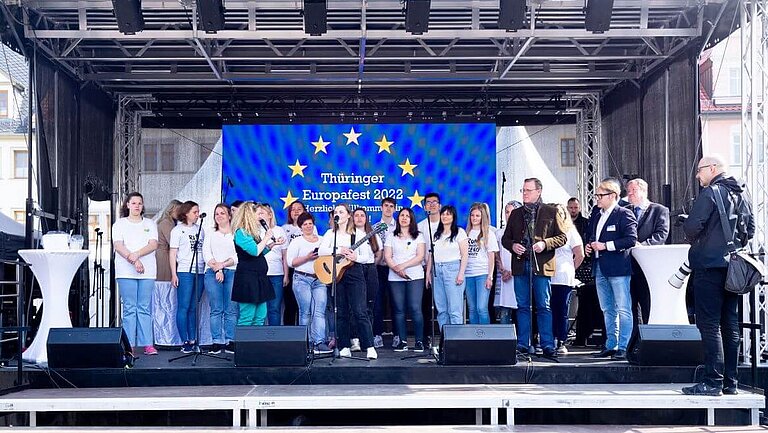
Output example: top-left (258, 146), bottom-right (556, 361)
top-left (92, 228), bottom-right (106, 327)
top-left (403, 211), bottom-right (439, 362)
top-left (169, 214), bottom-right (230, 365)
top-left (315, 220), bottom-right (369, 364)
top-left (522, 207), bottom-right (558, 363)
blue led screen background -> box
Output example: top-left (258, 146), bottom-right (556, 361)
top-left (222, 123), bottom-right (497, 230)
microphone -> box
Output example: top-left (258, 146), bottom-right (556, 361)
top-left (260, 219), bottom-right (276, 241)
top-left (425, 210), bottom-right (431, 215)
top-left (200, 212), bottom-right (207, 218)
top-left (333, 215), bottom-right (339, 223)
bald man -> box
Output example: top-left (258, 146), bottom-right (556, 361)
top-left (682, 155), bottom-right (754, 396)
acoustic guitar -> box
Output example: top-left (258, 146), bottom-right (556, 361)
top-left (314, 223), bottom-right (388, 285)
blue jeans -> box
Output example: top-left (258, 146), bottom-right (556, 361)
top-left (205, 269), bottom-right (237, 344)
top-left (118, 278), bottom-right (155, 347)
top-left (176, 272), bottom-right (204, 343)
top-left (551, 284), bottom-right (573, 343)
top-left (292, 272), bottom-right (328, 345)
top-left (433, 260), bottom-right (466, 329)
top-left (390, 279), bottom-right (425, 343)
top-left (465, 274), bottom-right (491, 324)
top-left (594, 265), bottom-right (632, 351)
top-left (513, 261), bottom-right (554, 350)
top-left (267, 275), bottom-right (284, 326)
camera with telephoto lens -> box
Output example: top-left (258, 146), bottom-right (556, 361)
top-left (668, 260), bottom-right (692, 289)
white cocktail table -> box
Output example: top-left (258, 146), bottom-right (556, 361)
top-left (631, 244), bottom-right (690, 325)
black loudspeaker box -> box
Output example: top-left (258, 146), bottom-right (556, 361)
top-left (498, 0), bottom-right (526, 31)
top-left (440, 324), bottom-right (517, 365)
top-left (635, 324), bottom-right (704, 366)
top-left (112, 0), bottom-right (145, 34)
top-left (47, 327), bottom-right (133, 369)
top-left (235, 326), bottom-right (309, 367)
top-left (585, 0), bottom-right (614, 33)
top-left (304, 0), bottom-right (328, 36)
top-left (405, 0), bottom-right (431, 34)
top-left (197, 0), bottom-right (226, 32)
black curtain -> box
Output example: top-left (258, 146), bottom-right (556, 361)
top-left (602, 47), bottom-right (700, 243)
top-left (33, 54), bottom-right (116, 326)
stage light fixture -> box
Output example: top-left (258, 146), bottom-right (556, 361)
top-left (304, 0), bottom-right (328, 36)
top-left (196, 0), bottom-right (225, 33)
top-left (112, 0), bottom-right (145, 35)
top-left (584, 0), bottom-right (614, 33)
top-left (405, 0), bottom-right (431, 35)
top-left (498, 0), bottom-right (526, 31)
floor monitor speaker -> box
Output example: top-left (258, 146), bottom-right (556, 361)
top-left (234, 325), bottom-right (309, 367)
top-left (440, 324), bottom-right (517, 365)
top-left (47, 327), bottom-right (133, 368)
top-left (634, 324), bottom-right (704, 366)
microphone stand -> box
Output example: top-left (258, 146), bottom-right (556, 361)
top-left (500, 173), bottom-right (507, 229)
top-left (92, 228), bottom-right (105, 327)
top-left (403, 211), bottom-right (438, 362)
top-left (524, 207), bottom-right (558, 363)
top-left (169, 214), bottom-right (230, 365)
top-left (317, 220), bottom-right (369, 363)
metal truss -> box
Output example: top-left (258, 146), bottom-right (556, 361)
top-left (740, 0), bottom-right (768, 365)
top-left (574, 94), bottom-right (602, 210)
top-left (14, 0), bottom-right (714, 118)
top-left (114, 96), bottom-right (150, 206)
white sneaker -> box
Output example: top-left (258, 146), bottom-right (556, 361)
top-left (391, 335), bottom-right (401, 348)
top-left (366, 347), bottom-right (378, 360)
top-left (373, 335), bottom-right (384, 348)
top-left (350, 338), bottom-right (361, 352)
top-left (339, 347), bottom-right (352, 358)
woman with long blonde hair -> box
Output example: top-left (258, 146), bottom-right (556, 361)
top-left (231, 202), bottom-right (284, 326)
top-left (258, 203), bottom-right (289, 326)
top-left (464, 202), bottom-right (498, 324)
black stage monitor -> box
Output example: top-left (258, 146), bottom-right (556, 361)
top-left (235, 326), bottom-right (309, 367)
top-left (440, 324), bottom-right (517, 365)
top-left (634, 324), bottom-right (704, 366)
top-left (48, 327), bottom-right (133, 369)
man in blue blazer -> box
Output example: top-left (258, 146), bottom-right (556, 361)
top-left (625, 179), bottom-right (669, 333)
top-left (585, 178), bottom-right (638, 360)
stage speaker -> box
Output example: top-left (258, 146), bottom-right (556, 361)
top-left (234, 326), bottom-right (309, 367)
top-left (197, 0), bottom-right (225, 33)
top-left (440, 324), bottom-right (517, 365)
top-left (47, 327), bottom-right (133, 369)
top-left (112, 0), bottom-right (144, 34)
top-left (499, 0), bottom-right (527, 31)
top-left (584, 0), bottom-right (614, 33)
top-left (634, 324), bottom-right (704, 366)
top-left (304, 0), bottom-right (328, 36)
top-left (405, 0), bottom-right (431, 35)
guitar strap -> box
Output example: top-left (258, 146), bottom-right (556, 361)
top-left (351, 233), bottom-right (356, 246)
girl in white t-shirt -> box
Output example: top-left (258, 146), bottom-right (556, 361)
top-left (169, 200), bottom-right (205, 353)
top-left (384, 208), bottom-right (426, 352)
top-left (281, 200), bottom-right (316, 326)
top-left (260, 204), bottom-right (288, 326)
top-left (202, 203), bottom-right (238, 354)
top-left (464, 203), bottom-right (499, 324)
top-left (550, 205), bottom-right (584, 353)
top-left (426, 205), bottom-right (468, 328)
top-left (112, 192), bottom-right (158, 355)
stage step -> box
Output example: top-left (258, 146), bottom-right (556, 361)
top-left (6, 427), bottom-right (768, 433)
top-left (0, 384), bottom-right (762, 428)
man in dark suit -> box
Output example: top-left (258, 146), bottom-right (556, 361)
top-left (502, 178), bottom-right (567, 358)
top-left (585, 178), bottom-right (638, 360)
top-left (567, 197), bottom-right (589, 242)
top-left (625, 178), bottom-right (670, 332)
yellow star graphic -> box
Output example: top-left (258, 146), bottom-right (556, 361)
top-left (312, 136), bottom-right (331, 154)
top-left (288, 159), bottom-right (307, 178)
top-left (375, 135), bottom-right (394, 154)
top-left (398, 158), bottom-right (418, 177)
top-left (408, 190), bottom-right (425, 209)
top-left (280, 191), bottom-right (299, 209)
top-left (343, 127), bottom-right (362, 145)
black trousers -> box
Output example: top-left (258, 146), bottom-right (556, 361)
top-left (337, 264), bottom-right (374, 350)
top-left (693, 267), bottom-right (739, 389)
top-left (626, 259), bottom-right (651, 359)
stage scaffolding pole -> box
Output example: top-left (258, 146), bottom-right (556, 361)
top-left (575, 94), bottom-right (603, 210)
top-left (740, 0), bottom-right (768, 366)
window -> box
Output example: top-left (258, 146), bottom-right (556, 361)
top-left (560, 138), bottom-right (576, 167)
top-left (144, 142), bottom-right (174, 172)
top-left (730, 125), bottom-right (741, 166)
top-left (0, 90), bottom-right (8, 118)
top-left (13, 210), bottom-right (24, 223)
top-left (13, 150), bottom-right (27, 178)
top-left (729, 68), bottom-right (740, 96)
